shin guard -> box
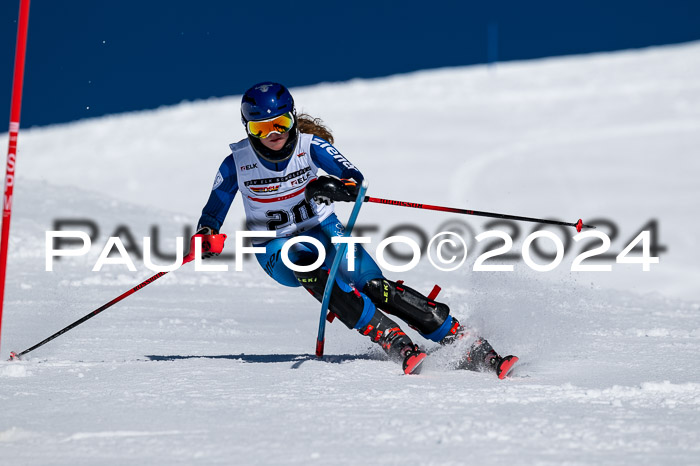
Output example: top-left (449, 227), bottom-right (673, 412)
top-left (295, 268), bottom-right (368, 329)
top-left (363, 278), bottom-right (451, 339)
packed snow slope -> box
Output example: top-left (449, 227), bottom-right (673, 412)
top-left (12, 40), bottom-right (700, 301)
top-left (1, 43), bottom-right (700, 465)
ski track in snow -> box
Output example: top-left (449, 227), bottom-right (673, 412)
top-left (2, 43), bottom-right (700, 464)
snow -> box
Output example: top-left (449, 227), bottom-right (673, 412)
top-left (1, 43), bottom-right (700, 464)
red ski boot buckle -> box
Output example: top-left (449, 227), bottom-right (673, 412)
top-left (427, 285), bottom-right (441, 301)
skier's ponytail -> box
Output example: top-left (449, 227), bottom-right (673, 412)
top-left (297, 113), bottom-right (334, 144)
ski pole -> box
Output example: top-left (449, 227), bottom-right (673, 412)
top-left (316, 180), bottom-right (369, 358)
top-left (364, 196), bottom-right (595, 232)
top-left (8, 234), bottom-right (226, 360)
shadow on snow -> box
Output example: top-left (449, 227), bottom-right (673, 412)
top-left (144, 353), bottom-right (382, 369)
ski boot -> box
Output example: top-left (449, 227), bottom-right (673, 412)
top-left (443, 320), bottom-right (518, 379)
top-left (358, 312), bottom-right (427, 375)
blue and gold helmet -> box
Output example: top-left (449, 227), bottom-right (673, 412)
top-left (241, 82), bottom-right (298, 163)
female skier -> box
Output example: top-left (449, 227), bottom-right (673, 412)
top-left (194, 82), bottom-right (517, 377)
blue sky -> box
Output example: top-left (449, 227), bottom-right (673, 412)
top-left (3, 0), bottom-right (700, 127)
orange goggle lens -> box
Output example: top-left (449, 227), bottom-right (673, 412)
top-left (246, 112), bottom-right (294, 139)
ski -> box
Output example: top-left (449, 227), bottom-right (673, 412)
top-left (402, 351), bottom-right (427, 375)
top-left (496, 355), bottom-right (519, 379)
top-left (426, 343), bottom-right (520, 379)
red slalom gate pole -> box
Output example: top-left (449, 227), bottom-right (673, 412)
top-left (364, 196), bottom-right (595, 232)
top-left (0, 0), bottom-right (31, 351)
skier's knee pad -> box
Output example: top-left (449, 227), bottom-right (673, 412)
top-left (294, 268), bottom-right (366, 329)
top-left (363, 278), bottom-right (450, 336)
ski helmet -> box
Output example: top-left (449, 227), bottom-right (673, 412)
top-left (241, 82), bottom-right (298, 163)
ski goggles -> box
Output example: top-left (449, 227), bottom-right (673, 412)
top-left (246, 112), bottom-right (294, 139)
